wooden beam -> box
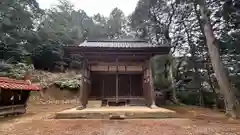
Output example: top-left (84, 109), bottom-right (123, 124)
top-left (64, 46), bottom-right (170, 54)
top-left (83, 55), bottom-right (149, 60)
top-left (90, 65), bottom-right (143, 72)
top-left (88, 62), bottom-right (144, 67)
top-left (91, 71), bottom-right (142, 75)
top-left (82, 51), bottom-right (155, 55)
top-left (126, 66), bottom-right (143, 72)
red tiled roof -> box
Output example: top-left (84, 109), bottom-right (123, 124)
top-left (0, 77), bottom-right (41, 91)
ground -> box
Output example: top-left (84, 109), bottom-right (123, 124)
top-left (0, 102), bottom-right (240, 135)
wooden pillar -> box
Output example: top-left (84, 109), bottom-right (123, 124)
top-left (78, 80), bottom-right (84, 109)
top-left (116, 58), bottom-right (119, 103)
top-left (148, 59), bottom-right (157, 108)
top-left (78, 75), bottom-right (87, 109)
top-left (0, 88), bottom-right (2, 105)
top-left (77, 60), bottom-right (90, 110)
top-left (143, 65), bottom-right (149, 106)
top-left (129, 75), bottom-right (131, 98)
top-left (83, 79), bottom-right (88, 106)
top-left (116, 73), bottom-right (119, 103)
top-left (101, 79), bottom-right (104, 99)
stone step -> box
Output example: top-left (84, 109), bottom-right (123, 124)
top-left (109, 113), bottom-right (126, 120)
top-left (87, 100), bottom-right (102, 108)
top-left (55, 106), bottom-right (177, 119)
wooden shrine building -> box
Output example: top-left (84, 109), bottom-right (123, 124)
top-left (64, 39), bottom-right (170, 108)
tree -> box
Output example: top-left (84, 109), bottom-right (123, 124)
top-left (107, 8), bottom-right (127, 39)
top-left (32, 1), bottom-right (130, 70)
top-left (198, 0), bottom-right (239, 118)
top-left (88, 14), bottom-right (108, 39)
top-left (32, 0), bottom-right (91, 70)
top-left (130, 0), bottom-right (240, 110)
top-left (130, 0), bottom-right (188, 103)
top-left (0, 0), bottom-right (41, 62)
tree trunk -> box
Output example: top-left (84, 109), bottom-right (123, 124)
top-left (194, 2), bottom-right (217, 108)
top-left (206, 58), bottom-right (219, 109)
top-left (183, 20), bottom-right (204, 106)
top-left (198, 0), bottom-right (239, 118)
top-left (169, 60), bottom-right (179, 104)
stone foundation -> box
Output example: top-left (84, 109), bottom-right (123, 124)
top-left (55, 106), bottom-right (176, 119)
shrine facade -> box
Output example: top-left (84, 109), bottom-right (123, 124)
top-left (64, 39), bottom-right (170, 108)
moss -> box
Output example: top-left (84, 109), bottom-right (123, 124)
top-left (0, 62), bottom-right (34, 79)
top-left (54, 78), bottom-right (81, 90)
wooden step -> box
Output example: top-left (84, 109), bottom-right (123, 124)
top-left (0, 105), bottom-right (26, 116)
top-left (0, 105), bottom-right (25, 110)
top-left (129, 99), bottom-right (146, 106)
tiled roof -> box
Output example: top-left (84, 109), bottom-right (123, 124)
top-left (79, 41), bottom-right (158, 48)
top-left (79, 39), bottom-right (160, 48)
top-left (0, 77), bottom-right (40, 91)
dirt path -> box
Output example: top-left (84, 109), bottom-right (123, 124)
top-left (0, 104), bottom-right (76, 130)
top-left (0, 103), bottom-right (240, 135)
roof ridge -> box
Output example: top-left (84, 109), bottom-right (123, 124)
top-left (87, 40), bottom-right (148, 43)
top-left (78, 40), bottom-right (161, 48)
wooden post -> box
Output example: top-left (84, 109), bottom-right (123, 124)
top-left (0, 88), bottom-right (1, 104)
top-left (77, 75), bottom-right (85, 110)
top-left (116, 73), bottom-right (119, 103)
top-left (143, 62), bottom-right (150, 106)
top-left (77, 60), bottom-right (89, 110)
top-left (148, 59), bottom-right (157, 108)
top-left (116, 58), bottom-right (119, 103)
top-left (84, 60), bottom-right (90, 106)
top-left (129, 75), bottom-right (131, 98)
top-left (102, 79), bottom-right (104, 99)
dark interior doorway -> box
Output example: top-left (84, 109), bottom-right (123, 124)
top-left (90, 72), bottom-right (143, 100)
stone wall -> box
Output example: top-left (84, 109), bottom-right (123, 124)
top-left (29, 85), bottom-right (80, 104)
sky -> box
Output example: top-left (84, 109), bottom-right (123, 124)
top-left (37, 0), bottom-right (139, 16)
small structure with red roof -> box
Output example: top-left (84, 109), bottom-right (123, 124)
top-left (0, 77), bottom-right (41, 117)
top-left (0, 77), bottom-right (40, 91)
